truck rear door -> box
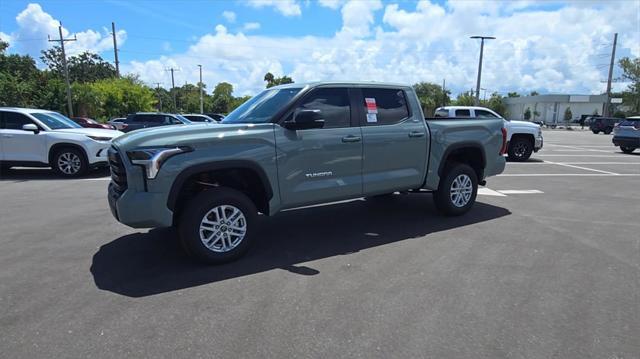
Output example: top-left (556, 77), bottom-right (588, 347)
top-left (357, 87), bottom-right (428, 194)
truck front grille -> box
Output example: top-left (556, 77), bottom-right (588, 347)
top-left (108, 147), bottom-right (127, 197)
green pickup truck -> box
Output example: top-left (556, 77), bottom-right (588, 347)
top-left (108, 82), bottom-right (506, 263)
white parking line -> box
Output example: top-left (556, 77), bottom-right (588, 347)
top-left (538, 154), bottom-right (623, 157)
top-left (545, 144), bottom-right (612, 153)
top-left (498, 173), bottom-right (640, 177)
top-left (84, 177), bottom-right (110, 181)
top-left (478, 188), bottom-right (507, 196)
top-left (542, 160), bottom-right (619, 175)
top-left (497, 190), bottom-right (544, 194)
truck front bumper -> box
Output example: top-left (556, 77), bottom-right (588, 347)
top-left (534, 136), bottom-right (543, 152)
top-left (612, 136), bottom-right (640, 148)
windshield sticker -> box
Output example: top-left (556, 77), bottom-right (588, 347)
top-left (366, 113), bottom-right (378, 123)
top-left (365, 98), bottom-right (378, 114)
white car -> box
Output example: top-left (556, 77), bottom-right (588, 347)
top-left (435, 106), bottom-right (543, 161)
top-left (0, 107), bottom-right (124, 177)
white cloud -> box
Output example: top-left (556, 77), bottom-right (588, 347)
top-left (243, 22), bottom-right (261, 32)
top-left (5, 3), bottom-right (126, 60)
top-left (245, 0), bottom-right (301, 17)
top-left (318, 0), bottom-right (343, 10)
top-left (338, 0), bottom-right (382, 38)
top-left (222, 10), bottom-right (236, 23)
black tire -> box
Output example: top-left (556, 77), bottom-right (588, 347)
top-left (604, 128), bottom-right (612, 135)
top-left (0, 164), bottom-right (12, 174)
top-left (433, 163), bottom-right (478, 216)
top-left (592, 130), bottom-right (599, 134)
top-left (507, 137), bottom-right (533, 162)
top-left (179, 187), bottom-right (257, 264)
top-left (620, 146), bottom-right (636, 154)
top-left (51, 147), bottom-right (88, 177)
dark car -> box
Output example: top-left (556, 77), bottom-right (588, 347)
top-left (204, 113), bottom-right (225, 122)
top-left (589, 117), bottom-right (619, 134)
top-left (182, 114), bottom-right (218, 123)
top-left (120, 113), bottom-right (192, 132)
top-left (71, 117), bottom-right (116, 130)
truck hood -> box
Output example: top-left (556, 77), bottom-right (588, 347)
top-left (509, 120), bottom-right (540, 129)
top-left (52, 127), bottom-right (124, 138)
top-left (112, 122), bottom-right (275, 150)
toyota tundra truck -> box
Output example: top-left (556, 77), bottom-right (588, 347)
top-left (108, 82), bottom-right (506, 263)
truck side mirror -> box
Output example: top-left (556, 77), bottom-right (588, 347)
top-left (283, 109), bottom-right (325, 130)
top-left (22, 123), bottom-right (39, 134)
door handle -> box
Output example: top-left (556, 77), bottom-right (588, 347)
top-left (408, 131), bottom-right (425, 138)
top-left (341, 135), bottom-right (362, 143)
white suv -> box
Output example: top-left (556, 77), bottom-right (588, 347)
top-left (0, 108), bottom-right (124, 177)
top-left (435, 106), bottom-right (543, 161)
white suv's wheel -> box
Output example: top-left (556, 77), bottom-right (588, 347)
top-left (52, 148), bottom-right (88, 177)
top-left (179, 188), bottom-right (257, 264)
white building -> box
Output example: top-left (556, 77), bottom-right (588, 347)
top-left (503, 94), bottom-right (607, 124)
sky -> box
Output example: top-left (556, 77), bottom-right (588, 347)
top-left (1, 0), bottom-right (638, 97)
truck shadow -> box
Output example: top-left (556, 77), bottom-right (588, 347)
top-left (0, 167), bottom-right (109, 181)
top-left (91, 195), bottom-right (510, 297)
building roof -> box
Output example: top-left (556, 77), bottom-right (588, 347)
top-left (503, 94), bottom-right (607, 104)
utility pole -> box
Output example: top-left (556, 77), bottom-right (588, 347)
top-left (111, 22), bottom-right (120, 77)
top-left (604, 33), bottom-right (618, 117)
top-left (198, 64), bottom-right (204, 114)
top-left (154, 82), bottom-right (162, 111)
top-left (165, 67), bottom-right (179, 110)
top-left (442, 78), bottom-right (446, 107)
top-left (471, 35), bottom-right (495, 106)
top-left (48, 22), bottom-right (76, 117)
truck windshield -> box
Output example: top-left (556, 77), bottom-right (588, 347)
top-left (222, 88), bottom-right (302, 124)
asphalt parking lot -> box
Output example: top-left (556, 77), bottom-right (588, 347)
top-left (1, 130), bottom-right (638, 358)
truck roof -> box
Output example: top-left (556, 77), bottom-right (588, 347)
top-left (271, 81), bottom-right (413, 90)
top-left (437, 106), bottom-right (496, 111)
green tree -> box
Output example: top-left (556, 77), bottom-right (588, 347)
top-left (529, 91), bottom-right (539, 96)
top-left (229, 95), bottom-right (251, 112)
top-left (40, 47), bottom-right (116, 83)
top-left (413, 82), bottom-right (450, 116)
top-left (563, 107), bottom-right (572, 127)
top-left (483, 92), bottom-right (507, 117)
top-left (507, 92), bottom-right (520, 98)
top-left (211, 82), bottom-right (234, 113)
top-left (264, 72), bottom-right (294, 88)
top-left (618, 57), bottom-right (640, 114)
top-left (524, 107), bottom-right (531, 121)
top-left (454, 91), bottom-right (475, 106)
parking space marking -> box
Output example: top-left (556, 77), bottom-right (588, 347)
top-left (498, 173), bottom-right (640, 177)
top-left (538, 154), bottom-right (623, 157)
top-left (545, 144), bottom-right (612, 153)
top-left (497, 190), bottom-right (544, 194)
top-left (477, 188), bottom-right (507, 196)
top-left (542, 160), bottom-right (619, 175)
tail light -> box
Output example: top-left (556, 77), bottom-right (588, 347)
top-left (499, 127), bottom-right (508, 155)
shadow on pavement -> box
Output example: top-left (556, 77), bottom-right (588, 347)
top-left (0, 167), bottom-right (110, 181)
top-left (91, 194), bottom-right (510, 297)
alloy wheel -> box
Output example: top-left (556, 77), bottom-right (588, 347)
top-left (450, 174), bottom-right (473, 208)
top-left (199, 205), bottom-right (247, 253)
top-left (57, 152), bottom-right (82, 175)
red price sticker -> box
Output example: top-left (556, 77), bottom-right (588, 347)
top-left (365, 98), bottom-right (378, 114)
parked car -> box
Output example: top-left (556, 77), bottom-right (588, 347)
top-left (434, 106), bottom-right (543, 162)
top-left (182, 114), bottom-right (218, 123)
top-left (0, 107), bottom-right (123, 177)
top-left (204, 113), bottom-right (225, 122)
top-left (589, 117), bottom-right (619, 134)
top-left (119, 113), bottom-right (193, 132)
top-left (612, 116), bottom-right (640, 153)
top-left (108, 82), bottom-right (507, 264)
top-left (108, 117), bottom-right (127, 131)
top-left (71, 117), bottom-right (116, 130)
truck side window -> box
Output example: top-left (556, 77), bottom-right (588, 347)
top-left (362, 88), bottom-right (409, 126)
top-left (455, 109), bottom-right (471, 117)
top-left (3, 112), bottom-right (33, 129)
top-left (475, 109), bottom-right (499, 118)
top-left (434, 109), bottom-right (449, 118)
top-left (297, 88), bottom-right (350, 129)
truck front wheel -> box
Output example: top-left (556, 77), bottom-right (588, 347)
top-left (433, 163), bottom-right (478, 216)
top-left (507, 137), bottom-right (533, 162)
top-left (179, 187), bottom-right (258, 264)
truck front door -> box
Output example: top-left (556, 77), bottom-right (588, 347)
top-left (274, 87), bottom-right (363, 208)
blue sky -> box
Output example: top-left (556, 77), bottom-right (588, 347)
top-left (1, 0), bottom-right (638, 96)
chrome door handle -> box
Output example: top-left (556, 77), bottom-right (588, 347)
top-left (341, 135), bottom-right (362, 143)
top-left (408, 131), bottom-right (425, 138)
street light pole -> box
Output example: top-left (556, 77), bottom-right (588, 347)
top-left (197, 64), bottom-right (203, 114)
top-left (471, 35), bottom-right (495, 106)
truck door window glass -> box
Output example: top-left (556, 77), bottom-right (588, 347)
top-left (455, 109), bottom-right (471, 117)
top-left (434, 109), bottom-right (449, 118)
top-left (361, 88), bottom-right (409, 126)
top-left (298, 88), bottom-right (351, 129)
top-left (223, 88), bottom-right (302, 124)
top-left (475, 109), bottom-right (499, 118)
top-left (3, 112), bottom-right (32, 129)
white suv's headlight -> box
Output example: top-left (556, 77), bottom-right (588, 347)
top-left (127, 146), bottom-right (192, 179)
top-left (87, 135), bottom-right (113, 142)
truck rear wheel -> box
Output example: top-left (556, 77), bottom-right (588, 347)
top-left (620, 146), bottom-right (636, 154)
top-left (433, 163), bottom-right (478, 216)
top-left (179, 187), bottom-right (257, 264)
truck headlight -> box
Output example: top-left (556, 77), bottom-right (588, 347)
top-left (87, 135), bottom-right (113, 142)
top-left (127, 146), bottom-right (192, 179)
